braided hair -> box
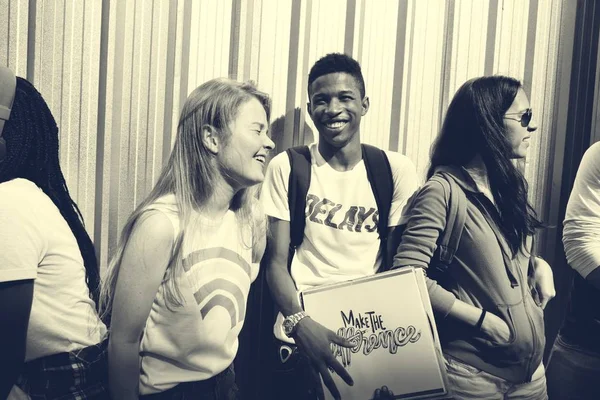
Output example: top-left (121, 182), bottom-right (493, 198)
top-left (0, 77), bottom-right (100, 305)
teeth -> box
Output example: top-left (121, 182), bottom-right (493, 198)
top-left (326, 121), bottom-right (346, 129)
top-left (254, 155), bottom-right (265, 163)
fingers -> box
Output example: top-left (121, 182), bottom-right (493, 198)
top-left (319, 366), bottom-right (342, 400)
top-left (325, 354), bottom-right (354, 385)
top-left (372, 385), bottom-right (394, 400)
top-left (539, 289), bottom-right (556, 309)
top-left (309, 366), bottom-right (326, 400)
top-left (330, 332), bottom-right (355, 348)
top-left (540, 292), bottom-right (555, 309)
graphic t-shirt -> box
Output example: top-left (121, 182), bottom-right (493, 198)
top-left (260, 143), bottom-right (418, 341)
top-left (139, 196), bottom-right (259, 394)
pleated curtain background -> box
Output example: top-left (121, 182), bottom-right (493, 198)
top-left (1, 0), bottom-right (577, 271)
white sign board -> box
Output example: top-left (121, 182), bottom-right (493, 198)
top-left (301, 267), bottom-right (448, 400)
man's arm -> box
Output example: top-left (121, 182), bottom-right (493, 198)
top-left (0, 280), bottom-right (33, 399)
top-left (264, 217), bottom-right (354, 400)
top-left (564, 143), bottom-right (600, 289)
top-left (386, 226), bottom-right (403, 270)
top-left (264, 218), bottom-right (300, 316)
top-left (385, 153), bottom-right (419, 270)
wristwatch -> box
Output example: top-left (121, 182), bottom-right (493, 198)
top-left (282, 311), bottom-right (309, 337)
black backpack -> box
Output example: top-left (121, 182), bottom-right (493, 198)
top-left (285, 144), bottom-right (393, 270)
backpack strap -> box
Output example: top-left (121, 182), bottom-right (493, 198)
top-left (429, 172), bottom-right (468, 271)
top-left (286, 146), bottom-right (312, 251)
top-left (362, 144), bottom-right (393, 242)
top-left (286, 144), bottom-right (393, 273)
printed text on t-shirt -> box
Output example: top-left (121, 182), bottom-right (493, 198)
top-left (306, 194), bottom-right (378, 232)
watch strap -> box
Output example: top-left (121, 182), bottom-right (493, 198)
top-left (285, 311), bottom-right (309, 336)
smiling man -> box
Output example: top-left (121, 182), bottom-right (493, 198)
top-left (260, 53), bottom-right (418, 400)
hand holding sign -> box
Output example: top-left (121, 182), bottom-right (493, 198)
top-left (301, 268), bottom-right (449, 399)
top-left (294, 317), bottom-right (355, 400)
top-left (372, 385), bottom-right (395, 400)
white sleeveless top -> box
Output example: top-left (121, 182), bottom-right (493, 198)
top-left (138, 195), bottom-right (259, 395)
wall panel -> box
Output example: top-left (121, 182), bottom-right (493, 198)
top-left (1, 0), bottom-right (578, 270)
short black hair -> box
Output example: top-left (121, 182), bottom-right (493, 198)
top-left (308, 53), bottom-right (366, 98)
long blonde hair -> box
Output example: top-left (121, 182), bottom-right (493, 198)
top-left (99, 78), bottom-right (271, 323)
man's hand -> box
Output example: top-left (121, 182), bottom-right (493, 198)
top-left (531, 257), bottom-right (556, 309)
top-left (372, 385), bottom-right (394, 399)
top-left (293, 317), bottom-right (355, 400)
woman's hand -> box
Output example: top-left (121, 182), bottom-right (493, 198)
top-left (480, 312), bottom-right (511, 344)
top-left (531, 257), bottom-right (556, 309)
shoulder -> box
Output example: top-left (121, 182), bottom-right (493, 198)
top-left (0, 179), bottom-right (49, 221)
top-left (383, 150), bottom-right (417, 179)
top-left (0, 180), bottom-right (48, 275)
top-left (383, 150), bottom-right (415, 169)
top-left (266, 151), bottom-right (292, 173)
top-left (130, 209), bottom-right (177, 253)
top-left (578, 142), bottom-right (600, 178)
top-left (416, 176), bottom-right (450, 202)
top-left (380, 151), bottom-right (419, 198)
top-left (585, 141), bottom-right (600, 158)
top-left (0, 178), bottom-right (45, 205)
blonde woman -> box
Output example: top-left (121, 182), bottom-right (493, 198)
top-left (100, 78), bottom-right (274, 400)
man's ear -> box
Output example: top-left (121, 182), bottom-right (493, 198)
top-left (361, 96), bottom-right (370, 116)
top-left (202, 125), bottom-right (220, 154)
top-left (306, 101), bottom-right (312, 116)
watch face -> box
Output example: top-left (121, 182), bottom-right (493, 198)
top-left (282, 318), bottom-right (293, 334)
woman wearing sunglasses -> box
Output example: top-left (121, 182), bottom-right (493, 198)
top-left (392, 76), bottom-right (554, 399)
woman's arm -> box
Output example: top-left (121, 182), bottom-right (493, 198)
top-left (108, 211), bottom-right (175, 400)
top-left (0, 280), bottom-right (33, 399)
top-left (530, 256), bottom-right (555, 309)
top-left (0, 196), bottom-right (44, 399)
top-left (392, 179), bottom-right (510, 342)
top-left (392, 179), bottom-right (457, 316)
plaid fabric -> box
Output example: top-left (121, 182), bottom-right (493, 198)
top-left (16, 339), bottom-right (108, 400)
top-left (139, 364), bottom-right (239, 400)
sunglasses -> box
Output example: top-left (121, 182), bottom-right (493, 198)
top-left (503, 108), bottom-right (533, 127)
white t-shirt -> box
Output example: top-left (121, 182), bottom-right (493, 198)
top-left (564, 141), bottom-right (600, 278)
top-left (260, 143), bottom-right (418, 341)
top-left (139, 196), bottom-right (259, 395)
top-left (0, 179), bottom-right (107, 361)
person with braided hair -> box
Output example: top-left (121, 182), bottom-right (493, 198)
top-left (0, 67), bottom-right (108, 399)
